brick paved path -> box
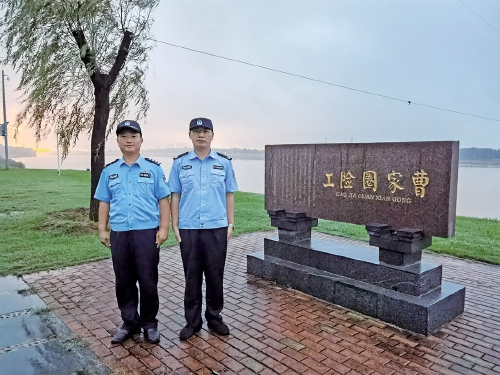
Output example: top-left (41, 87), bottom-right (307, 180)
top-left (24, 232), bottom-right (500, 375)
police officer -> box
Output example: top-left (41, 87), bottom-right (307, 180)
top-left (94, 120), bottom-right (171, 345)
top-left (169, 117), bottom-right (238, 341)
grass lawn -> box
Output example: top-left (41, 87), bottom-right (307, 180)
top-left (317, 217), bottom-right (500, 264)
top-left (0, 169), bottom-right (498, 276)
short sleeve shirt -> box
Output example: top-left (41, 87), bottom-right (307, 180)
top-left (94, 155), bottom-right (171, 232)
top-left (168, 150), bottom-right (238, 229)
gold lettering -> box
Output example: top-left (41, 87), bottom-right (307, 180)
top-left (412, 170), bottom-right (429, 197)
top-left (323, 173), bottom-right (335, 187)
top-left (387, 171), bottom-right (404, 193)
top-left (340, 171), bottom-right (356, 189)
top-left (363, 171), bottom-right (377, 192)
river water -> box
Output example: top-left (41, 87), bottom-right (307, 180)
top-left (12, 152), bottom-right (500, 220)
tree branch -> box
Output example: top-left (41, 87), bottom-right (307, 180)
top-left (71, 28), bottom-right (99, 77)
top-left (109, 30), bottom-right (133, 85)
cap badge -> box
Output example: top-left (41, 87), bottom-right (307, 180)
top-left (125, 121), bottom-right (130, 125)
top-left (197, 119), bottom-right (202, 126)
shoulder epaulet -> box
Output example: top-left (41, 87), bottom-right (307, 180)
top-left (173, 152), bottom-right (188, 160)
top-left (104, 159), bottom-right (119, 168)
top-left (145, 157), bottom-right (161, 166)
top-left (216, 152), bottom-right (232, 160)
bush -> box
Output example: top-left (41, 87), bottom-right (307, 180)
top-left (0, 155), bottom-right (25, 168)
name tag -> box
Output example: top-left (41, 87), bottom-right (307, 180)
top-left (139, 172), bottom-right (151, 178)
top-left (213, 165), bottom-right (224, 170)
top-left (109, 174), bottom-right (118, 179)
top-left (182, 165), bottom-right (192, 170)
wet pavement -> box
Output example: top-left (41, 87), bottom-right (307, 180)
top-left (5, 231), bottom-right (500, 374)
top-left (0, 275), bottom-right (110, 375)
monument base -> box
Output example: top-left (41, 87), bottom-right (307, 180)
top-left (247, 236), bottom-right (465, 335)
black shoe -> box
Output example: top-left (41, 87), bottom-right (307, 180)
top-left (143, 328), bottom-right (161, 344)
top-left (111, 327), bottom-right (140, 344)
top-left (179, 324), bottom-right (202, 341)
top-left (207, 321), bottom-right (230, 336)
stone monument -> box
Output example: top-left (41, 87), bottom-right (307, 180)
top-left (247, 141), bottom-right (465, 335)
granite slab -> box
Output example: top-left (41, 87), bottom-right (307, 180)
top-left (265, 141), bottom-right (459, 237)
top-left (248, 249), bottom-right (465, 335)
top-left (264, 236), bottom-right (442, 296)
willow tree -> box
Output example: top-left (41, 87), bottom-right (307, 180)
top-left (0, 0), bottom-right (159, 220)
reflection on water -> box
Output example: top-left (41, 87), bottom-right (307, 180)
top-left (457, 167), bottom-right (500, 220)
top-left (13, 152), bottom-right (500, 220)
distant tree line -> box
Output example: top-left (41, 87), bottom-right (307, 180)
top-left (459, 148), bottom-right (500, 160)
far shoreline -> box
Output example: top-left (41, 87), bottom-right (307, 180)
top-left (459, 160), bottom-right (500, 168)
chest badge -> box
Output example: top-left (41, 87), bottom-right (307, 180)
top-left (213, 165), bottom-right (224, 170)
top-left (182, 165), bottom-right (193, 170)
top-left (109, 174), bottom-right (118, 179)
top-left (140, 170), bottom-right (151, 178)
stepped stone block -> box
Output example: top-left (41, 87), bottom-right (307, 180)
top-left (248, 237), bottom-right (465, 335)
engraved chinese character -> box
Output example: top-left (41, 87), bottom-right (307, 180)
top-left (387, 171), bottom-right (404, 193)
top-left (340, 171), bottom-right (356, 189)
top-left (412, 169), bottom-right (429, 197)
top-left (323, 173), bottom-right (335, 187)
top-left (363, 171), bottom-right (377, 192)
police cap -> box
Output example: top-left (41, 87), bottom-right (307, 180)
top-left (116, 120), bottom-right (142, 136)
top-left (189, 118), bottom-right (213, 131)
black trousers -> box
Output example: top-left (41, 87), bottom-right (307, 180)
top-left (110, 228), bottom-right (160, 330)
top-left (179, 227), bottom-right (227, 328)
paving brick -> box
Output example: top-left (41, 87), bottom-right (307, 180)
top-left (421, 353), bottom-right (455, 368)
top-left (470, 365), bottom-right (500, 375)
top-left (243, 346), bottom-right (268, 362)
top-left (180, 355), bottom-right (204, 372)
top-left (406, 361), bottom-right (443, 375)
top-left (262, 356), bottom-right (289, 373)
top-left (199, 355), bottom-right (224, 373)
top-left (263, 336), bottom-right (288, 351)
top-left (473, 344), bottom-right (500, 360)
top-left (301, 347), bottom-right (327, 363)
top-left (384, 360), bottom-right (420, 375)
top-left (482, 354), bottom-right (500, 367)
top-left (122, 355), bottom-right (145, 370)
top-left (281, 337), bottom-right (307, 351)
top-left (140, 355), bottom-right (162, 370)
top-left (160, 355), bottom-right (186, 370)
top-left (302, 356), bottom-right (331, 374)
top-left (220, 356), bottom-right (246, 373)
top-left (202, 346), bottom-right (226, 361)
top-left (400, 351), bottom-right (433, 367)
top-left (281, 346), bottom-right (308, 362)
top-left (442, 353), bottom-right (475, 369)
top-left (24, 231), bottom-right (500, 375)
top-left (241, 356), bottom-right (266, 372)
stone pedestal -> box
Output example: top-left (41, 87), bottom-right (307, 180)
top-left (268, 209), bottom-right (318, 242)
top-left (247, 211), bottom-right (466, 335)
top-left (366, 223), bottom-right (432, 266)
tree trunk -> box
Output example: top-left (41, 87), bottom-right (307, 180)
top-left (89, 75), bottom-right (111, 222)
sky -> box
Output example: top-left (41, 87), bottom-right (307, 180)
top-left (1, 0), bottom-right (499, 152)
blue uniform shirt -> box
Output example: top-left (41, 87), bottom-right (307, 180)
top-left (94, 155), bottom-right (171, 232)
top-left (168, 150), bottom-right (238, 229)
